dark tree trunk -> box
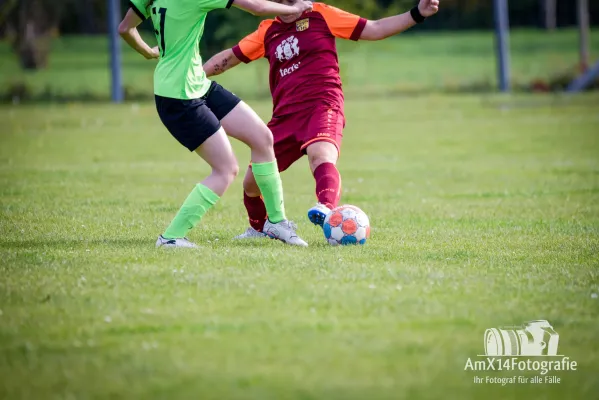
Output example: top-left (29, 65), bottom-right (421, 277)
top-left (7, 0), bottom-right (60, 70)
top-left (541, 0), bottom-right (557, 30)
top-left (578, 0), bottom-right (590, 71)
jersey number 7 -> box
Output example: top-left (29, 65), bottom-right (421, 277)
top-left (152, 7), bottom-right (167, 57)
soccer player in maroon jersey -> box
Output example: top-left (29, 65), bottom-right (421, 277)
top-left (203, 0), bottom-right (440, 239)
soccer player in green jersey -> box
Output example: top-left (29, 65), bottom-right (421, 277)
top-left (118, 0), bottom-right (313, 248)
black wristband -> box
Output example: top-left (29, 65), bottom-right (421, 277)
top-left (410, 6), bottom-right (426, 24)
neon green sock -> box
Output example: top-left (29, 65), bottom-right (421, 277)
top-left (252, 161), bottom-right (286, 224)
top-left (162, 184), bottom-right (220, 239)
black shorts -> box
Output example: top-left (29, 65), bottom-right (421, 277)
top-left (155, 81), bottom-right (242, 151)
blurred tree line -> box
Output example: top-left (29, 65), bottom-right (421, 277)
top-left (1, 0), bottom-right (597, 69)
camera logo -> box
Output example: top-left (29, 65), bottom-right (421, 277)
top-left (465, 320), bottom-right (577, 382)
top-left (484, 320), bottom-right (560, 356)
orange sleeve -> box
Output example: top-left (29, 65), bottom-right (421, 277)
top-left (232, 20), bottom-right (274, 63)
top-left (314, 3), bottom-right (367, 41)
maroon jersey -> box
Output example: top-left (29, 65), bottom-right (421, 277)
top-left (232, 3), bottom-right (366, 117)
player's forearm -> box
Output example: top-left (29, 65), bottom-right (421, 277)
top-left (204, 49), bottom-right (241, 77)
top-left (361, 12), bottom-right (417, 41)
top-left (119, 27), bottom-right (156, 59)
top-left (232, 0), bottom-right (299, 16)
top-left (118, 10), bottom-right (157, 60)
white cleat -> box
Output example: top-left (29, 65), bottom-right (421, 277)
top-left (263, 219), bottom-right (308, 247)
top-left (307, 203), bottom-right (331, 227)
top-left (233, 227), bottom-right (267, 240)
top-left (155, 235), bottom-right (198, 249)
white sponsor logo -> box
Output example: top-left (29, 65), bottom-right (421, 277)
top-left (279, 62), bottom-right (301, 77)
top-left (275, 36), bottom-right (300, 62)
top-left (464, 320), bottom-right (578, 385)
top-left (484, 320), bottom-right (559, 356)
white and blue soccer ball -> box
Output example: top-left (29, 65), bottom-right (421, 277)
top-left (323, 205), bottom-right (370, 246)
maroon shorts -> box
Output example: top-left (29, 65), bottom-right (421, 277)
top-left (268, 105), bottom-right (344, 172)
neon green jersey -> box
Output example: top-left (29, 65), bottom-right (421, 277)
top-left (129, 0), bottom-right (233, 99)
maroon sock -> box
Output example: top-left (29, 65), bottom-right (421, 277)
top-left (244, 192), bottom-right (267, 232)
top-left (313, 162), bottom-right (341, 209)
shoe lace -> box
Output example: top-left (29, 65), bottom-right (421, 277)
top-left (287, 220), bottom-right (298, 230)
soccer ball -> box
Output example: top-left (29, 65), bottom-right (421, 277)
top-left (323, 205), bottom-right (371, 246)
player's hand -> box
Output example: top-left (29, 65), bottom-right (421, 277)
top-left (146, 46), bottom-right (160, 60)
top-left (293, 1), bottom-right (313, 15)
top-left (418, 0), bottom-right (439, 18)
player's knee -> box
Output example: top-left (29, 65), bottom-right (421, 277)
top-left (229, 163), bottom-right (240, 182)
top-left (250, 126), bottom-right (274, 151)
top-left (215, 161), bottom-right (239, 186)
top-left (264, 130), bottom-right (274, 149)
top-left (309, 154), bottom-right (337, 171)
top-left (307, 142), bottom-right (338, 171)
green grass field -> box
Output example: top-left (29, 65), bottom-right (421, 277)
top-left (1, 93), bottom-right (598, 399)
top-left (2, 28), bottom-right (599, 101)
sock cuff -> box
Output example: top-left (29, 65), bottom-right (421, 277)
top-left (251, 160), bottom-right (278, 176)
top-left (195, 183), bottom-right (220, 205)
top-left (313, 162), bottom-right (338, 177)
top-left (244, 191), bottom-right (263, 203)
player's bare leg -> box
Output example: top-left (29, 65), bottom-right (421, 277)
top-left (194, 129), bottom-right (239, 195)
top-left (157, 128), bottom-right (238, 248)
top-left (221, 101), bottom-right (275, 163)
top-left (224, 103), bottom-right (307, 246)
top-left (306, 141), bottom-right (341, 227)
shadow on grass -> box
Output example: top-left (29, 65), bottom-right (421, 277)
top-left (224, 238), bottom-right (331, 249)
top-left (0, 238), bottom-right (150, 249)
top-left (0, 237), bottom-right (356, 251)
